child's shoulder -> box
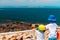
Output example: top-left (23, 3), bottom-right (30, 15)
top-left (45, 23), bottom-right (58, 28)
top-left (46, 23), bottom-right (57, 26)
top-left (45, 23), bottom-right (52, 27)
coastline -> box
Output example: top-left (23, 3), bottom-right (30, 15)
top-left (0, 21), bottom-right (38, 33)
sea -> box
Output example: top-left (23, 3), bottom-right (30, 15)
top-left (0, 8), bottom-right (60, 24)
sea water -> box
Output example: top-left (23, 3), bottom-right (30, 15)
top-left (0, 8), bottom-right (60, 24)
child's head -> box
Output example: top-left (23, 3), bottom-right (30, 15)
top-left (48, 15), bottom-right (56, 23)
top-left (37, 24), bottom-right (46, 32)
top-left (57, 27), bottom-right (60, 32)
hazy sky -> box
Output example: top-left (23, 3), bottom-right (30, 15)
top-left (0, 0), bottom-right (60, 8)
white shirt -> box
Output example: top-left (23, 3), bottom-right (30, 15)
top-left (45, 23), bottom-right (58, 38)
top-left (35, 30), bottom-right (44, 40)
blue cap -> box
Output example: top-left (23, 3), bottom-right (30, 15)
top-left (48, 15), bottom-right (56, 21)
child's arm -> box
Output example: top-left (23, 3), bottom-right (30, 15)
top-left (44, 25), bottom-right (49, 40)
top-left (44, 29), bottom-right (49, 40)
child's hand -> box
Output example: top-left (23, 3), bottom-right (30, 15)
top-left (44, 30), bottom-right (49, 37)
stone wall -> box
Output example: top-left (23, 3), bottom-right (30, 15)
top-left (0, 30), bottom-right (36, 40)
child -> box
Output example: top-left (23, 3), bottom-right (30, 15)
top-left (45, 15), bottom-right (58, 40)
top-left (57, 27), bottom-right (60, 40)
top-left (32, 24), bottom-right (45, 40)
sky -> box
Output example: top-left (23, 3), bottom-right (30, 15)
top-left (0, 0), bottom-right (60, 8)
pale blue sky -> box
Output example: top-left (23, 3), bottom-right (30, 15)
top-left (0, 0), bottom-right (60, 8)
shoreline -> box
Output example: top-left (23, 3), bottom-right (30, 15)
top-left (0, 21), bottom-right (38, 33)
top-left (0, 20), bottom-right (59, 33)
